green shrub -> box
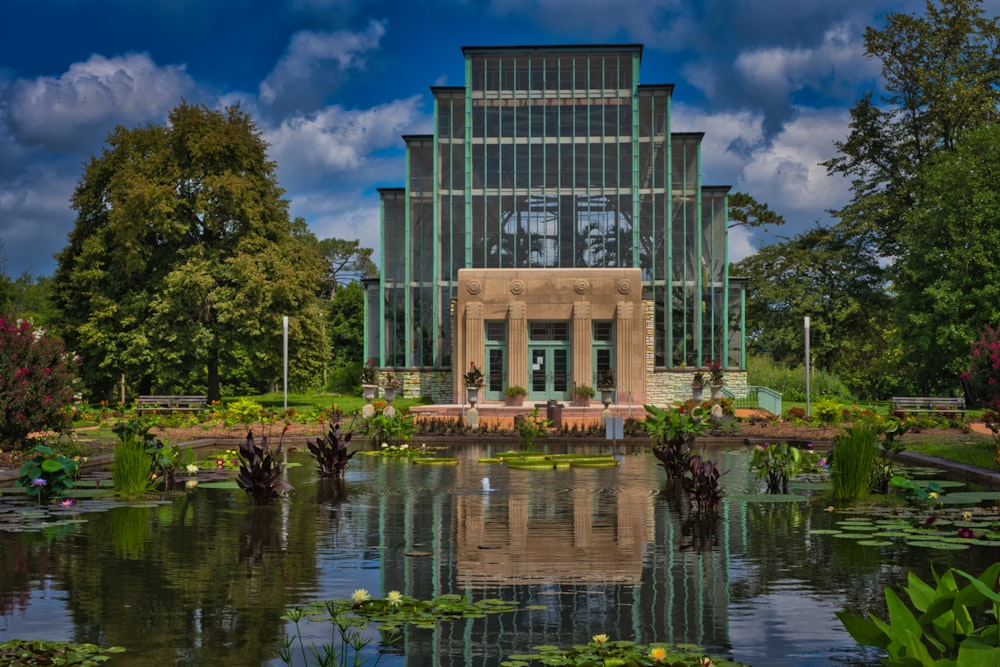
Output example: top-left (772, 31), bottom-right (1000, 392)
top-left (813, 398), bottom-right (843, 425)
top-left (747, 355), bottom-right (853, 402)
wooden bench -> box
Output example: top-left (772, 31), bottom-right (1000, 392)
top-left (891, 396), bottom-right (965, 418)
top-left (136, 395), bottom-right (208, 413)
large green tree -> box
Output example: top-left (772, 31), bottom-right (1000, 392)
top-left (54, 103), bottom-right (328, 401)
top-left (894, 123), bottom-right (1000, 393)
top-left (731, 225), bottom-right (897, 399)
top-left (315, 237), bottom-right (377, 298)
top-left (824, 0), bottom-right (1000, 257)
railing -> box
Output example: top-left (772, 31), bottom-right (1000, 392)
top-left (721, 386), bottom-right (782, 416)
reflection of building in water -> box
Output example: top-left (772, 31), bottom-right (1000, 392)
top-left (366, 449), bottom-right (734, 663)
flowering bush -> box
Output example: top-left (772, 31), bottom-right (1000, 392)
top-left (963, 323), bottom-right (1000, 409)
top-left (0, 316), bottom-right (78, 450)
top-left (359, 358), bottom-right (377, 385)
top-left (597, 367), bottom-right (615, 390)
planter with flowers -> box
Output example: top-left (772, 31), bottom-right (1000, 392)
top-left (707, 361), bottom-right (724, 401)
top-left (571, 384), bottom-right (595, 407)
top-left (382, 372), bottom-right (402, 404)
top-left (464, 362), bottom-right (484, 406)
top-left (360, 359), bottom-right (378, 401)
top-left (691, 370), bottom-right (707, 402)
top-left (504, 385), bottom-right (527, 407)
top-left (596, 368), bottom-right (615, 407)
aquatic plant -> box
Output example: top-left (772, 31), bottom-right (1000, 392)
top-left (16, 444), bottom-right (78, 504)
top-left (681, 454), bottom-right (725, 513)
top-left (236, 430), bottom-right (286, 506)
top-left (644, 404), bottom-right (710, 479)
top-left (306, 423), bottom-right (356, 477)
top-left (837, 563), bottom-right (1000, 665)
top-left (504, 634), bottom-right (747, 666)
top-left (0, 639), bottom-right (124, 665)
top-left (748, 441), bottom-right (802, 494)
top-left (830, 422), bottom-right (880, 502)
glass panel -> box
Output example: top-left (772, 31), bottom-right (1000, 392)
top-left (488, 348), bottom-right (504, 392)
top-left (553, 349), bottom-right (569, 392)
top-left (486, 321), bottom-right (506, 341)
top-left (593, 321), bottom-right (613, 341)
top-left (530, 348), bottom-right (547, 392)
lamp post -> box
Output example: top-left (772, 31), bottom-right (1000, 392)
top-left (283, 316), bottom-right (289, 411)
top-left (804, 316), bottom-right (810, 418)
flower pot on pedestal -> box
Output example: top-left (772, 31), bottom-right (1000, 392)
top-left (383, 387), bottom-right (396, 404)
top-left (710, 384), bottom-right (722, 401)
top-left (692, 385), bottom-right (704, 402)
top-left (600, 389), bottom-right (614, 407)
top-left (362, 385), bottom-right (377, 402)
top-left (466, 387), bottom-right (480, 407)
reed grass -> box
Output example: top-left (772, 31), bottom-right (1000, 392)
top-left (111, 437), bottom-right (154, 497)
top-left (830, 423), bottom-right (880, 502)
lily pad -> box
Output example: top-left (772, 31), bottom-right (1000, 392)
top-left (857, 539), bottom-right (893, 546)
top-left (905, 540), bottom-right (969, 550)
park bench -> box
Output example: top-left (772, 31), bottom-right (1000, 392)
top-left (890, 396), bottom-right (965, 418)
top-left (136, 395), bottom-right (208, 414)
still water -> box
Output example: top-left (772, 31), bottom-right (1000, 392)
top-left (0, 440), bottom-right (993, 666)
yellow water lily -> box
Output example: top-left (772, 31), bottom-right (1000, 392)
top-left (351, 588), bottom-right (370, 603)
top-left (650, 647), bottom-right (667, 662)
top-left (928, 492), bottom-right (939, 499)
top-left (386, 590), bottom-right (403, 606)
top-left (592, 634), bottom-right (609, 644)
top-left (963, 511), bottom-right (973, 521)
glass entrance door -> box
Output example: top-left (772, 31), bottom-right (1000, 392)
top-left (528, 321), bottom-right (572, 399)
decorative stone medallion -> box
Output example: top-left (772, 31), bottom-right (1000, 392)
top-left (617, 279), bottom-right (632, 294)
top-left (509, 279), bottom-right (525, 295)
top-left (466, 280), bottom-right (482, 295)
top-left (574, 279), bottom-right (590, 294)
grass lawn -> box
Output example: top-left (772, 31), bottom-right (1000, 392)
top-left (905, 440), bottom-right (999, 471)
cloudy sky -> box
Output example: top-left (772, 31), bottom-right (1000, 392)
top-left (0, 0), bottom-right (971, 278)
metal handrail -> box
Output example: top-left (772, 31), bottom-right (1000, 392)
top-left (720, 385), bottom-right (782, 415)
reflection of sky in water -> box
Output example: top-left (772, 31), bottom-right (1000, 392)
top-left (0, 576), bottom-right (71, 638)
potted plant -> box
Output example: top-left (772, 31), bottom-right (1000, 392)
top-left (382, 372), bottom-right (402, 403)
top-left (707, 360), bottom-right (724, 400)
top-left (464, 361), bottom-right (484, 406)
top-left (691, 370), bottom-right (706, 402)
top-left (571, 384), bottom-right (595, 407)
top-left (597, 368), bottom-right (615, 406)
top-left (504, 385), bottom-right (527, 407)
top-left (360, 359), bottom-right (378, 401)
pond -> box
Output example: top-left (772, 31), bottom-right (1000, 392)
top-left (1, 439), bottom-right (997, 666)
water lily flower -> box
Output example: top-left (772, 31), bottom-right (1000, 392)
top-left (186, 464), bottom-right (199, 474)
top-left (649, 647), bottom-right (667, 662)
top-left (381, 443), bottom-right (388, 448)
top-left (351, 588), bottom-right (371, 603)
top-left (386, 590), bottom-right (403, 606)
top-left (700, 658), bottom-right (715, 667)
top-left (963, 510), bottom-right (973, 521)
top-left (592, 634), bottom-right (609, 645)
top-left (31, 478), bottom-right (47, 487)
top-left (60, 498), bottom-right (76, 508)
top-left (957, 527), bottom-right (975, 539)
top-left (928, 492), bottom-right (939, 499)
top-left (185, 480), bottom-right (198, 490)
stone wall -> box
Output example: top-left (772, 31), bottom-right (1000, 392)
top-left (642, 301), bottom-right (747, 406)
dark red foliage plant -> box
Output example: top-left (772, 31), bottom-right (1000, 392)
top-left (0, 315), bottom-right (79, 450)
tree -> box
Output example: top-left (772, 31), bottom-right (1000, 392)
top-left (731, 225), bottom-right (897, 399)
top-left (53, 102), bottom-right (328, 401)
top-left (727, 192), bottom-right (785, 231)
top-left (316, 237), bottom-right (377, 298)
top-left (893, 123), bottom-right (1000, 394)
top-left (824, 0), bottom-right (1000, 258)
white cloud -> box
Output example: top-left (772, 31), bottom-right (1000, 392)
top-left (728, 225), bottom-right (756, 263)
top-left (3, 52), bottom-right (194, 152)
top-left (733, 23), bottom-right (878, 101)
top-left (259, 19), bottom-right (386, 114)
top-left (266, 96), bottom-right (428, 188)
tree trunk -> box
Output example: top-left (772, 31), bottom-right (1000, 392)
top-left (207, 349), bottom-right (221, 402)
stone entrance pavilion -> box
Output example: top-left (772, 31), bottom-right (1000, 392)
top-left (365, 44), bottom-right (747, 408)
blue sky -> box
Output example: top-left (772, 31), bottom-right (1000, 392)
top-left (0, 0), bottom-right (970, 278)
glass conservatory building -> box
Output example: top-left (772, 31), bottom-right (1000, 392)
top-left (366, 44), bottom-right (746, 405)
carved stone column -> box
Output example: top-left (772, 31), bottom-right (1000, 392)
top-left (463, 302), bottom-right (484, 395)
top-left (616, 302), bottom-right (636, 403)
top-left (507, 302), bottom-right (527, 391)
top-left (573, 302), bottom-right (592, 390)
